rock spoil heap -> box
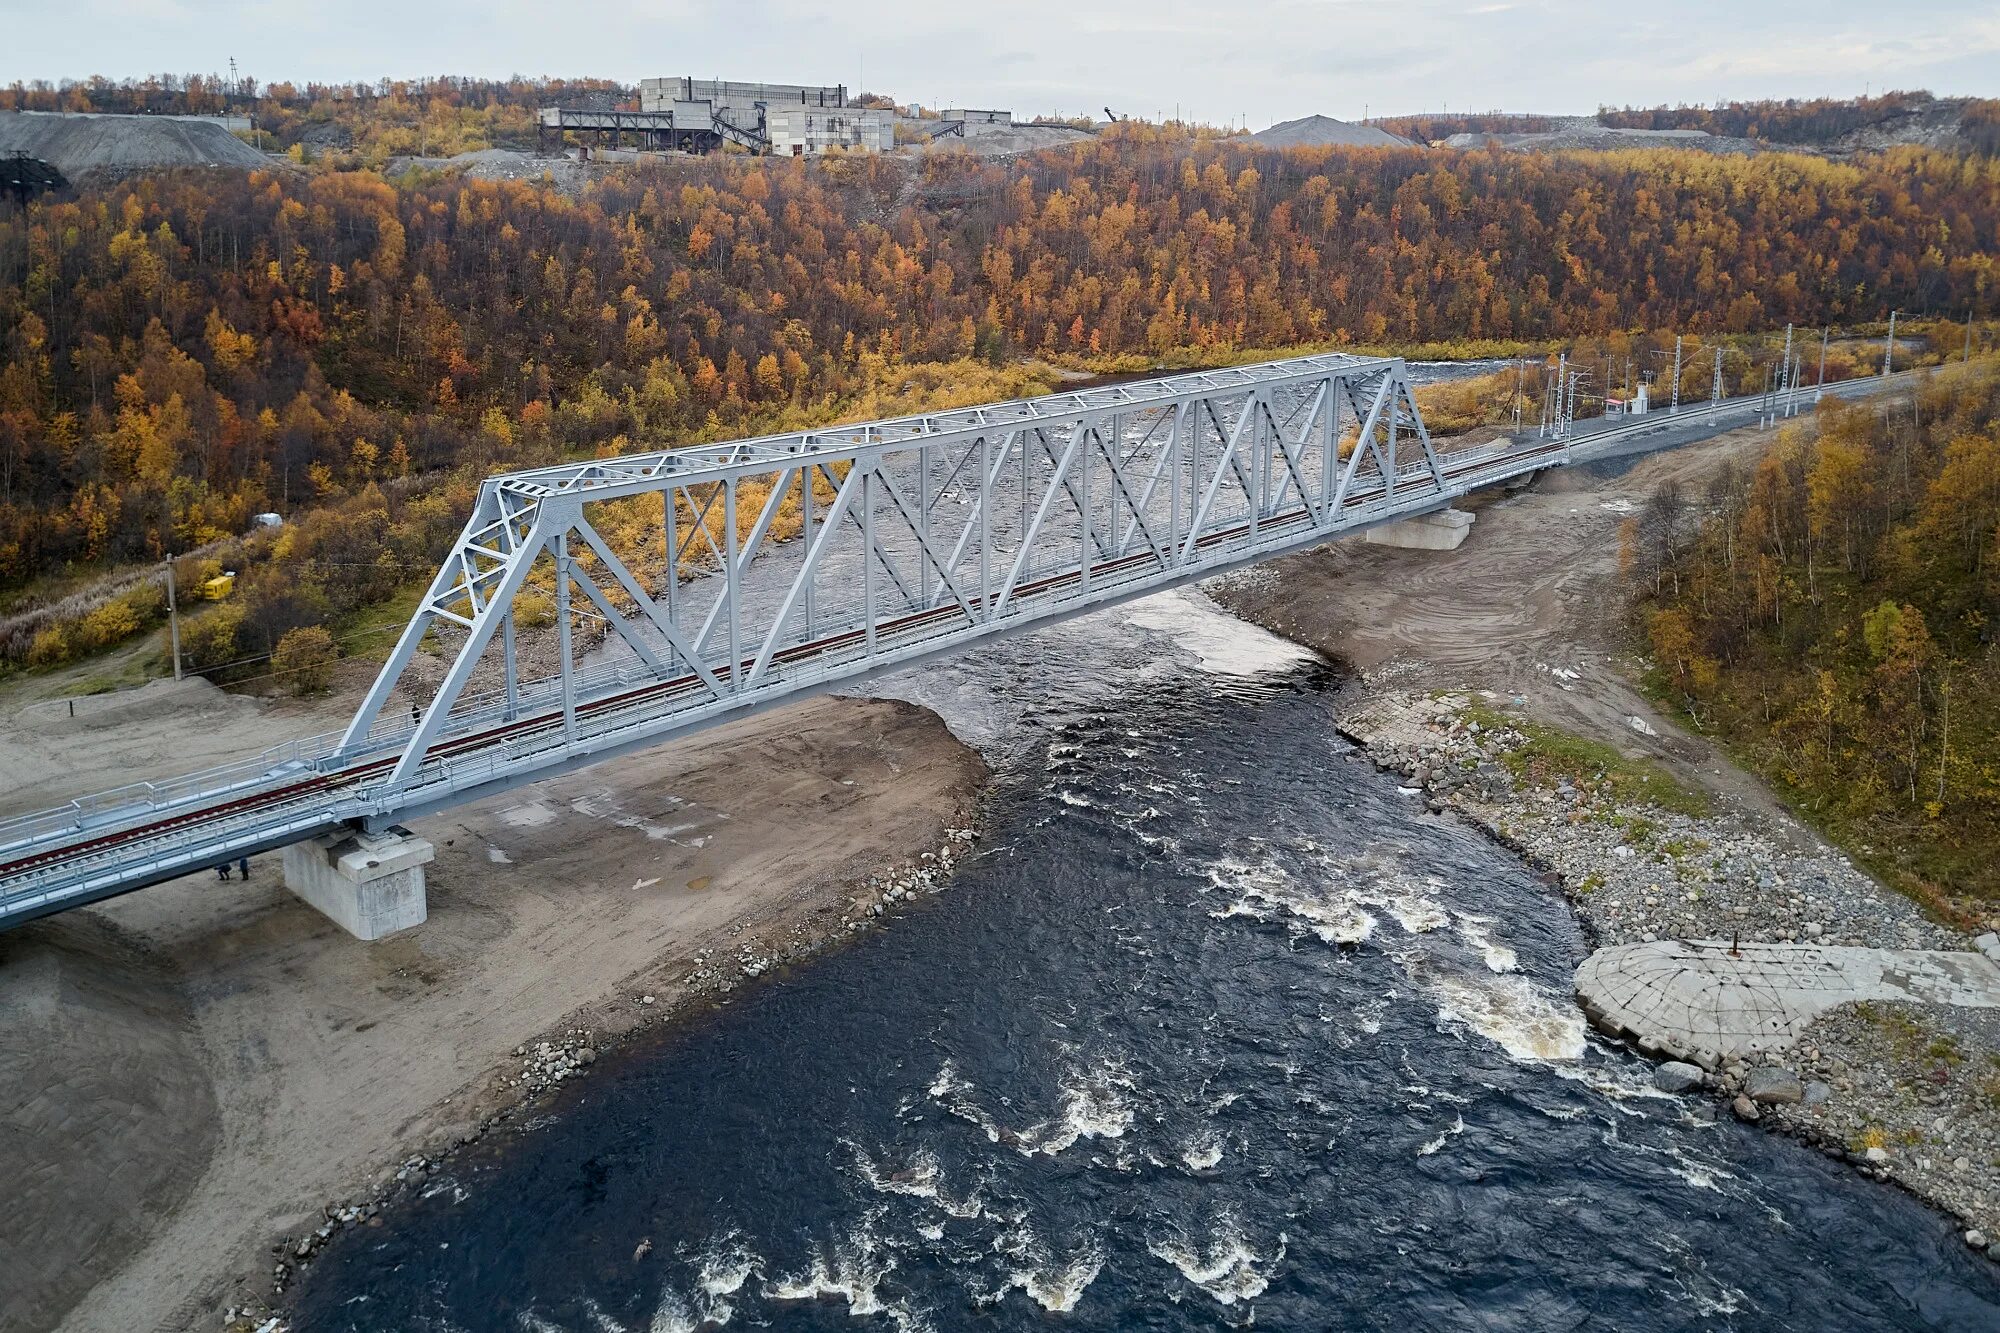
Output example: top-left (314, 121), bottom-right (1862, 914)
top-left (0, 111), bottom-right (270, 178)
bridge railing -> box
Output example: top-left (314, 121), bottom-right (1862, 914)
top-left (0, 351), bottom-right (1561, 923)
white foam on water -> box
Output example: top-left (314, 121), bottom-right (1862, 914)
top-left (928, 1058), bottom-right (1135, 1158)
top-left (847, 1143), bottom-right (945, 1201)
top-left (1416, 1115), bottom-right (1466, 1157)
top-left (1450, 912), bottom-right (1518, 973)
top-left (1124, 588), bottom-right (1316, 677)
top-left (1013, 1064), bottom-right (1136, 1156)
top-left (1425, 969), bottom-right (1587, 1063)
top-left (1207, 856), bottom-right (1377, 947)
top-left (1147, 1216), bottom-right (1284, 1306)
top-left (581, 1298), bottom-right (626, 1332)
top-left (694, 1232), bottom-right (758, 1308)
top-left (763, 1222), bottom-right (930, 1330)
top-left (517, 1316), bottom-right (567, 1333)
top-left (1655, 1234), bottom-right (1751, 1318)
top-left (1362, 886), bottom-right (1449, 935)
top-left (1549, 1059), bottom-right (1680, 1108)
top-left (1000, 1246), bottom-right (1105, 1313)
top-left (1180, 1131), bottom-right (1225, 1172)
top-left (645, 1288), bottom-right (701, 1333)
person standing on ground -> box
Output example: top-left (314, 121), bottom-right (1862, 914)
top-left (238, 856), bottom-right (251, 880)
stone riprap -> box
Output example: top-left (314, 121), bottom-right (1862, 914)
top-left (1333, 686), bottom-right (2000, 1238)
top-left (1576, 940), bottom-right (2000, 1067)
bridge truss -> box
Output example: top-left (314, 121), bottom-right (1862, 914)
top-left (0, 353), bottom-right (1569, 928)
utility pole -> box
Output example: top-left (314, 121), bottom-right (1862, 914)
top-left (1710, 345), bottom-right (1723, 423)
top-left (1883, 310), bottom-right (1897, 375)
top-left (1780, 323), bottom-right (1794, 415)
top-left (1544, 350), bottom-right (1560, 438)
top-left (163, 558), bottom-right (183, 682)
top-left (1670, 334), bottom-right (1682, 414)
top-left (1816, 326), bottom-right (1829, 401)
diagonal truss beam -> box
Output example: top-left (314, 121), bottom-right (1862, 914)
top-left (321, 352), bottom-right (1533, 812)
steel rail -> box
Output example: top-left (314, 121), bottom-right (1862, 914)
top-left (4, 353), bottom-right (1925, 932)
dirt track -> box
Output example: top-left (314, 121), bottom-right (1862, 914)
top-left (0, 685), bottom-right (980, 1333)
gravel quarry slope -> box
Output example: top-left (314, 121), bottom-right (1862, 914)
top-left (1443, 119), bottom-right (1763, 155)
top-left (1251, 114), bottom-right (1414, 149)
top-left (0, 110), bottom-right (271, 178)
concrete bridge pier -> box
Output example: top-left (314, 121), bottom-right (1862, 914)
top-left (1363, 507), bottom-right (1475, 551)
top-left (282, 825), bottom-right (433, 940)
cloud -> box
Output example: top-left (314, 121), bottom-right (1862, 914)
top-left (2, 0), bottom-right (1995, 125)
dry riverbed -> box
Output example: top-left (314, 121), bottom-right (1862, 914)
top-left (1207, 418), bottom-right (2000, 1257)
top-left (0, 679), bottom-right (984, 1333)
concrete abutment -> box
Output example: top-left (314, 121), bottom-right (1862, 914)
top-left (282, 826), bottom-right (433, 940)
top-left (1362, 506), bottom-right (1475, 551)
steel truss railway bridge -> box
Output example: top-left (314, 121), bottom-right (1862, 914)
top-left (0, 351), bottom-right (1900, 934)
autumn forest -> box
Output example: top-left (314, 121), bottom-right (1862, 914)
top-left (2, 108), bottom-right (1999, 842)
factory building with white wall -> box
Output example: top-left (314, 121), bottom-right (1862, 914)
top-left (766, 106), bottom-right (895, 156)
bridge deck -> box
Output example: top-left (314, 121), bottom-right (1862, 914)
top-left (0, 356), bottom-right (1918, 930)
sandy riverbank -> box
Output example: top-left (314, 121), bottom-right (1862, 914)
top-left (1207, 417), bottom-right (2000, 1248)
top-left (0, 680), bottom-right (983, 1333)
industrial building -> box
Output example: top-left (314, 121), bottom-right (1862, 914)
top-left (942, 108), bottom-right (1011, 125)
top-left (638, 78), bottom-right (848, 117)
top-left (541, 76), bottom-right (888, 157)
top-left (766, 106), bottom-right (894, 156)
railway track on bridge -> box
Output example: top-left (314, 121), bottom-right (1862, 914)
top-left (0, 355), bottom-right (1923, 932)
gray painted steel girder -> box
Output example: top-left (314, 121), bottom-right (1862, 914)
top-left (0, 351), bottom-right (1568, 929)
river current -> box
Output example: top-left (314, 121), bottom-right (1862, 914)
top-left (295, 589), bottom-right (2000, 1331)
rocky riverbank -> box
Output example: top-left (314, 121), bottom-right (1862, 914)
top-left (1336, 684), bottom-right (2000, 1252)
top-left (1204, 402), bottom-right (2000, 1260)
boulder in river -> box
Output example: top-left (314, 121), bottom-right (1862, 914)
top-left (1652, 1061), bottom-right (1706, 1094)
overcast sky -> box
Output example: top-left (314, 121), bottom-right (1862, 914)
top-left (3, 0), bottom-right (1995, 127)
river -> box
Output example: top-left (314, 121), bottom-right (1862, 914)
top-left (292, 589), bottom-right (2000, 1331)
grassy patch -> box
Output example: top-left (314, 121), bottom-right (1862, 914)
top-left (324, 580), bottom-right (432, 665)
top-left (1462, 702), bottom-right (1710, 817)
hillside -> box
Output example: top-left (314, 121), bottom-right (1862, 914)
top-left (2, 125), bottom-right (1996, 685)
top-left (1631, 358), bottom-right (2000, 906)
top-left (1600, 91), bottom-right (1999, 157)
top-left (1443, 118), bottom-right (1763, 156)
